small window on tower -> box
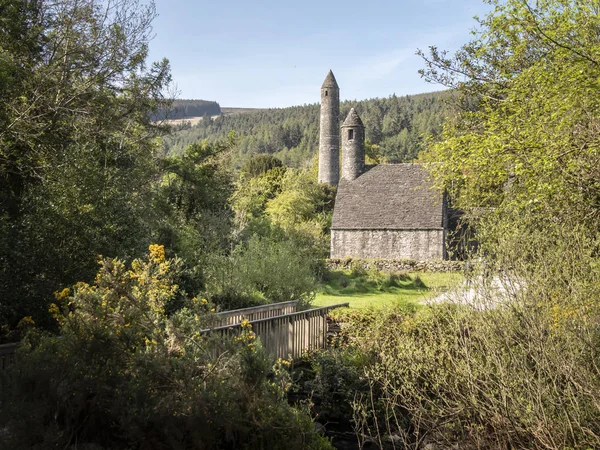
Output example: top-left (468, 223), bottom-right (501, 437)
top-left (325, 90), bottom-right (328, 96)
top-left (348, 129), bottom-right (354, 140)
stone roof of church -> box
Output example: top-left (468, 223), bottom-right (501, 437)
top-left (331, 163), bottom-right (444, 230)
top-left (321, 70), bottom-right (339, 89)
top-left (342, 108), bottom-right (364, 128)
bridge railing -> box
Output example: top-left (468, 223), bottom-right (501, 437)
top-left (0, 302), bottom-right (348, 370)
top-left (203, 303), bottom-right (349, 360)
top-left (214, 301), bottom-right (298, 326)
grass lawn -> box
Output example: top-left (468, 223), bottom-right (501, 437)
top-left (313, 269), bottom-right (463, 310)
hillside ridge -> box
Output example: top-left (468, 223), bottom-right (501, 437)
top-left (163, 90), bottom-right (452, 168)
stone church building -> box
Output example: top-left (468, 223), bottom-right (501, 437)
top-left (319, 71), bottom-right (448, 260)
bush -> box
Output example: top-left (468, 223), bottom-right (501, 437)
top-left (0, 246), bottom-right (332, 450)
top-left (339, 282), bottom-right (358, 295)
top-left (338, 275), bottom-right (350, 288)
top-left (349, 260), bottom-right (367, 278)
top-left (412, 275), bottom-right (426, 289)
top-left (208, 289), bottom-right (266, 311)
top-left (343, 264), bottom-right (600, 449)
top-left (365, 268), bottom-right (410, 291)
top-left (291, 349), bottom-right (371, 428)
top-left (204, 235), bottom-right (317, 309)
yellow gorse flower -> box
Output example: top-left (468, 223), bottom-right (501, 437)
top-left (54, 288), bottom-right (71, 301)
top-left (18, 316), bottom-right (35, 328)
top-left (148, 244), bottom-right (165, 263)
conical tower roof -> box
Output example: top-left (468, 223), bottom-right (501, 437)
top-left (342, 108), bottom-right (364, 128)
top-left (321, 70), bottom-right (339, 89)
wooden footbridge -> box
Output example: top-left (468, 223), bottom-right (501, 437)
top-left (207, 301), bottom-right (349, 359)
top-left (0, 301), bottom-right (348, 370)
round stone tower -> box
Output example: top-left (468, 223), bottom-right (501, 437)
top-left (341, 108), bottom-right (365, 181)
top-left (318, 70), bottom-right (340, 185)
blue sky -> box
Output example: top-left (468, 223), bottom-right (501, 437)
top-left (148, 0), bottom-right (493, 108)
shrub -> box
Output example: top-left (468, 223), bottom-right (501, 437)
top-left (365, 268), bottom-right (408, 291)
top-left (0, 246), bottom-right (332, 450)
top-left (411, 275), bottom-right (426, 289)
top-left (345, 272), bottom-right (600, 449)
top-left (338, 275), bottom-right (350, 288)
top-left (204, 235), bottom-right (317, 309)
top-left (349, 260), bottom-right (367, 278)
top-left (395, 271), bottom-right (412, 282)
top-left (339, 282), bottom-right (358, 295)
top-left (295, 348), bottom-right (371, 423)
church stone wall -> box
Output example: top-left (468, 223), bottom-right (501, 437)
top-left (331, 229), bottom-right (445, 261)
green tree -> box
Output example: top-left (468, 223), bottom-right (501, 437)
top-left (0, 0), bottom-right (172, 330)
top-left (350, 3), bottom-right (600, 446)
top-left (420, 0), bottom-right (600, 239)
top-left (155, 141), bottom-right (234, 298)
top-left (204, 234), bottom-right (319, 309)
top-left (265, 170), bottom-right (327, 229)
top-left (240, 154), bottom-right (284, 178)
top-left (221, 164), bottom-right (335, 308)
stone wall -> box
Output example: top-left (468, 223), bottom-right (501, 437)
top-left (331, 229), bottom-right (445, 261)
top-left (326, 257), bottom-right (463, 273)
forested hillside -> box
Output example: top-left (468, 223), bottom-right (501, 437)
top-left (162, 91), bottom-right (450, 167)
top-left (153, 99), bottom-right (222, 121)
